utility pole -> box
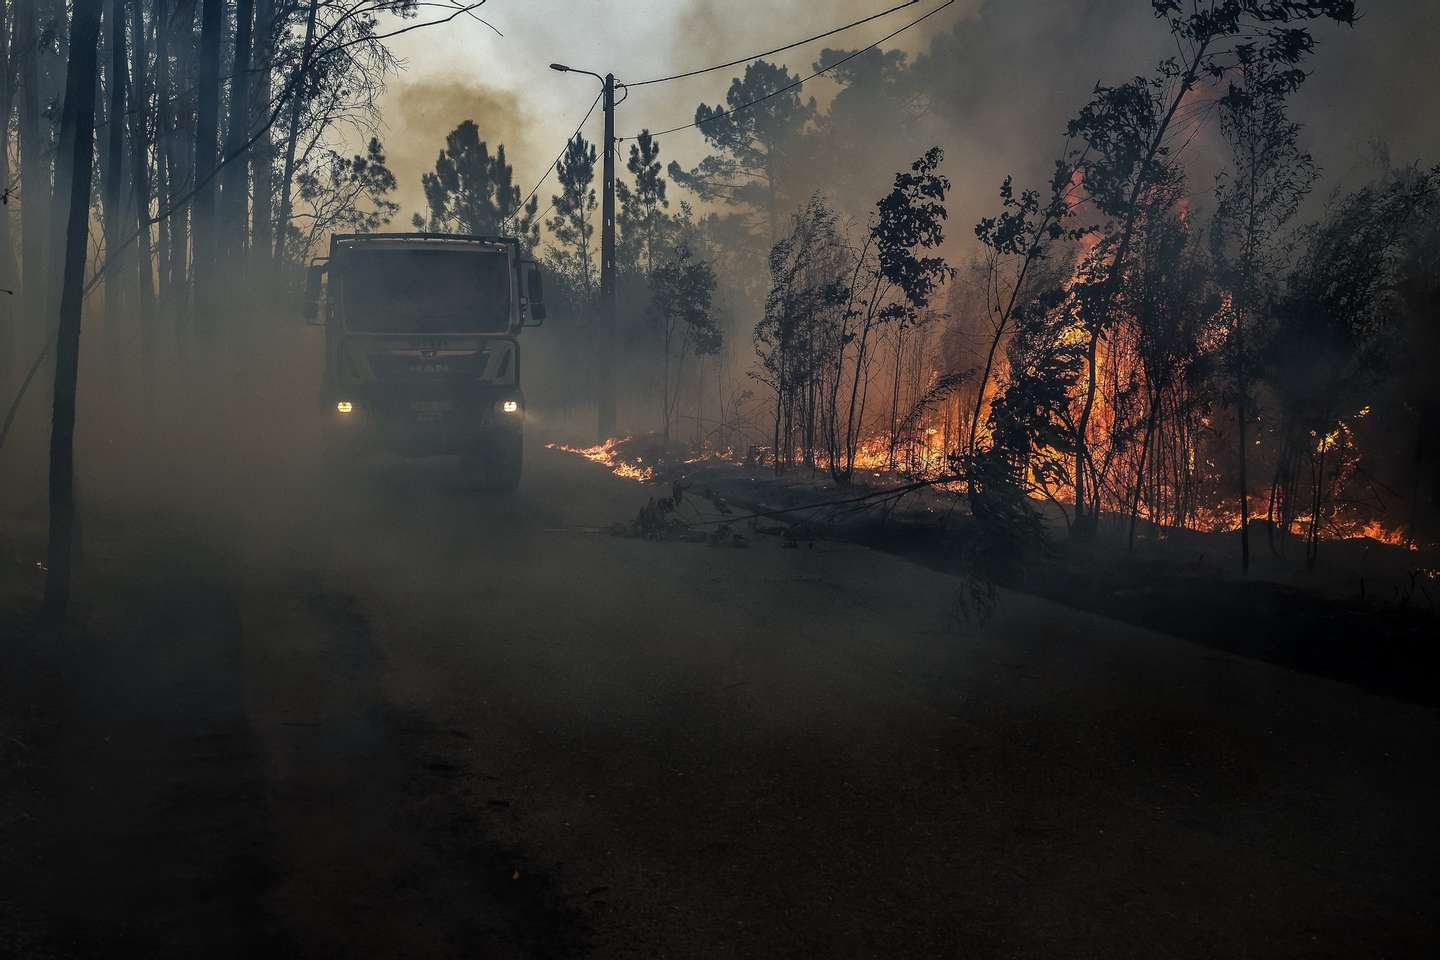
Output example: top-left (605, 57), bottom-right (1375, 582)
top-left (551, 62), bottom-right (618, 440)
top-left (598, 73), bottom-right (617, 439)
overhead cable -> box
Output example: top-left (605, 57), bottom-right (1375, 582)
top-left (625, 0), bottom-right (922, 87)
top-left (620, 0), bottom-right (956, 141)
top-left (510, 88), bottom-right (603, 224)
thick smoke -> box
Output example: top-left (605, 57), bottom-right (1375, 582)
top-left (380, 0), bottom-right (1439, 260)
top-left (380, 80), bottom-right (539, 224)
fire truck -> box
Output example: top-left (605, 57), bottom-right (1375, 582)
top-left (302, 233), bottom-right (547, 490)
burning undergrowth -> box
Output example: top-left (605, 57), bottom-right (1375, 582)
top-left (544, 430), bottom-right (1439, 650)
top-left (546, 429), bottom-right (1429, 556)
top-left (545, 437), bottom-right (658, 482)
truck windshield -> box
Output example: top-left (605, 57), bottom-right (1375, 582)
top-left (339, 248), bottom-right (511, 333)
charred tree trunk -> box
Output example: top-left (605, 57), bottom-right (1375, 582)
top-left (191, 0), bottom-right (223, 340)
top-left (127, 0), bottom-right (156, 408)
top-left (274, 0), bottom-right (318, 271)
top-left (162, 1), bottom-right (199, 347)
top-left (153, 1), bottom-right (172, 304)
top-left (219, 0), bottom-right (254, 266)
top-left (0, 0), bottom-right (17, 384)
top-left (43, 0), bottom-right (104, 622)
top-left (15, 0), bottom-right (49, 360)
top-left (1235, 369), bottom-right (1252, 572)
top-left (102, 0), bottom-right (128, 351)
top-left (1127, 387), bottom-right (1162, 551)
top-left (250, 0), bottom-right (276, 275)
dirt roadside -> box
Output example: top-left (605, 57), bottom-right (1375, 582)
top-left (630, 454), bottom-right (1440, 706)
top-left (0, 529), bottom-right (584, 959)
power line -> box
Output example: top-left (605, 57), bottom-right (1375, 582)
top-left (620, 0), bottom-right (955, 142)
top-left (509, 88), bottom-right (603, 225)
top-left (625, 0), bottom-right (921, 88)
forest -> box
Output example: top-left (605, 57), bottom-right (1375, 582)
top-left (0, 0), bottom-right (1437, 618)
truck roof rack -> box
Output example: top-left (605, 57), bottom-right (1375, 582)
top-left (330, 232), bottom-right (520, 245)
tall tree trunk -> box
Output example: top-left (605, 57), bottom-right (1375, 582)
top-left (250, 0), bottom-right (276, 275)
top-left (274, 0), bottom-right (318, 271)
top-left (153, 0), bottom-right (172, 304)
top-left (1234, 320), bottom-right (1251, 574)
top-left (102, 0), bottom-right (128, 351)
top-left (1073, 48), bottom-right (1210, 541)
top-left (191, 0), bottom-right (223, 340)
top-left (43, 0), bottom-right (104, 622)
top-left (887, 325), bottom-right (903, 470)
top-left (127, 0), bottom-right (156, 409)
top-left (15, 0), bottom-right (48, 361)
top-left (695, 356), bottom-right (704, 449)
top-left (219, 0), bottom-right (254, 265)
top-left (0, 0), bottom-right (17, 385)
top-left (1127, 388), bottom-right (1162, 551)
top-left (161, 1), bottom-right (196, 341)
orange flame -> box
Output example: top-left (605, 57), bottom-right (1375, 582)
top-left (546, 438), bottom-right (655, 482)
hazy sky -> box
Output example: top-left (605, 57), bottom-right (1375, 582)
top-left (377, 0), bottom-right (961, 220)
top-left (374, 0), bottom-right (1440, 238)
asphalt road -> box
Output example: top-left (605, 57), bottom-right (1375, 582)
top-left (5, 439), bottom-right (1439, 958)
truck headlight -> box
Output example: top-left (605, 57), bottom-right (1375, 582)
top-left (336, 401), bottom-right (354, 414)
top-left (501, 400), bottom-right (520, 414)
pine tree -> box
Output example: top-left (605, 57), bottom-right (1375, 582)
top-left (546, 133), bottom-right (597, 299)
top-left (617, 129), bottom-right (667, 276)
top-left (417, 120), bottom-right (538, 247)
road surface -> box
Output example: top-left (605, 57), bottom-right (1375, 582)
top-left (3, 439), bottom-right (1438, 958)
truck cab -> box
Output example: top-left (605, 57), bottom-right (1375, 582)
top-left (303, 233), bottom-right (546, 489)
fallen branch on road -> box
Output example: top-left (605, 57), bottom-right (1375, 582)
top-left (614, 474), bottom-right (966, 543)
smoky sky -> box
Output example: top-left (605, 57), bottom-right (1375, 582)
top-left (377, 0), bottom-right (1439, 247)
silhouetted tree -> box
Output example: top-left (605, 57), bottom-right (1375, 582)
top-left (832, 147), bottom-right (952, 483)
top-left (810, 46), bottom-right (918, 212)
top-left (670, 59), bottom-right (815, 244)
top-left (416, 120), bottom-right (539, 247)
top-left (275, 0), bottom-right (320, 270)
top-left (0, 0), bottom-right (14, 383)
top-left (293, 137), bottom-right (399, 252)
top-left (651, 242), bottom-right (719, 441)
top-left (219, 0), bottom-right (256, 263)
top-left (547, 132), bottom-right (597, 299)
top-left (1211, 54), bottom-right (1317, 569)
top-left (617, 129), bottom-right (667, 277)
top-left (1121, 209), bottom-right (1220, 548)
top-left (971, 161), bottom-right (1088, 466)
top-left (190, 0), bottom-right (223, 338)
top-left (126, 0), bottom-right (156, 406)
top-left (43, 0), bottom-right (102, 620)
top-left (100, 0), bottom-right (127, 348)
top-left (756, 195), bottom-right (848, 472)
top-left (1266, 166), bottom-right (1440, 567)
top-left (1062, 0), bottom-right (1359, 539)
top-left (250, 0), bottom-right (277, 274)
top-left (14, 0), bottom-right (50, 359)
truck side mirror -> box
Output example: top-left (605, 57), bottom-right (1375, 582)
top-left (522, 261), bottom-right (547, 326)
top-left (302, 261), bottom-right (326, 324)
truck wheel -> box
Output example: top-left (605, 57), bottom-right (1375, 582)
top-left (463, 433), bottom-right (522, 491)
top-left (320, 424), bottom-right (356, 476)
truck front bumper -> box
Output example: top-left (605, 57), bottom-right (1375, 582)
top-left (325, 389), bottom-right (523, 457)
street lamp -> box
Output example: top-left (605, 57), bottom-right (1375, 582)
top-left (551, 61), bottom-right (618, 441)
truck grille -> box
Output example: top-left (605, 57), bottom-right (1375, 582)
top-left (368, 352), bottom-right (491, 382)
